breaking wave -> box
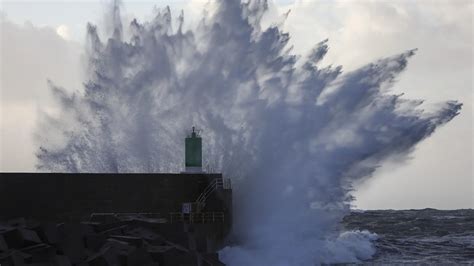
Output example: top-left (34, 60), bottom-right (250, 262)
top-left (36, 0), bottom-right (461, 264)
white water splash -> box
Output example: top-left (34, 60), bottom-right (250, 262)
top-left (36, 0), bottom-right (461, 264)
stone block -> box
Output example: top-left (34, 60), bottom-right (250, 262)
top-left (85, 245), bottom-right (120, 266)
top-left (84, 234), bottom-right (107, 252)
top-left (7, 218), bottom-right (27, 228)
top-left (53, 255), bottom-right (72, 266)
top-left (19, 243), bottom-right (56, 263)
top-left (109, 235), bottom-right (144, 247)
top-left (0, 235), bottom-right (8, 251)
top-left (126, 227), bottom-right (164, 243)
top-left (90, 221), bottom-right (129, 233)
top-left (30, 223), bottom-right (59, 245)
top-left (126, 247), bottom-right (154, 266)
top-left (0, 250), bottom-right (32, 266)
top-left (2, 228), bottom-right (41, 249)
top-left (56, 224), bottom-right (90, 264)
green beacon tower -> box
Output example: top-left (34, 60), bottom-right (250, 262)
top-left (185, 127), bottom-right (202, 173)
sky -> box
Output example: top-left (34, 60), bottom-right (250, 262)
top-left (0, 0), bottom-right (472, 209)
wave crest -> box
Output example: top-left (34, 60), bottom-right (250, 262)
top-left (36, 0), bottom-right (461, 264)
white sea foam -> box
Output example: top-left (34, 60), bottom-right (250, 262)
top-left (36, 0), bottom-right (461, 264)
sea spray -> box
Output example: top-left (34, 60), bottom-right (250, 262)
top-left (36, 0), bottom-right (461, 264)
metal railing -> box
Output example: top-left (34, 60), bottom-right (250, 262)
top-left (196, 178), bottom-right (223, 204)
top-left (169, 212), bottom-right (224, 224)
top-left (90, 212), bottom-right (162, 220)
top-left (195, 177), bottom-right (231, 205)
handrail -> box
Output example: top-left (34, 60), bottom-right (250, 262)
top-left (169, 212), bottom-right (224, 224)
top-left (90, 212), bottom-right (161, 219)
top-left (196, 178), bottom-right (223, 204)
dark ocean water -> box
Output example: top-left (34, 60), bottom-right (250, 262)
top-left (343, 209), bottom-right (474, 264)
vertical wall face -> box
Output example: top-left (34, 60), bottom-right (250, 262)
top-left (0, 173), bottom-right (225, 221)
top-left (185, 136), bottom-right (202, 168)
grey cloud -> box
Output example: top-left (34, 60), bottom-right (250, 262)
top-left (1, 17), bottom-right (82, 171)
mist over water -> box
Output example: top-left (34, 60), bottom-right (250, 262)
top-left (36, 0), bottom-right (461, 264)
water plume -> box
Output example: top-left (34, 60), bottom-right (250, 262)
top-left (36, 0), bottom-right (461, 264)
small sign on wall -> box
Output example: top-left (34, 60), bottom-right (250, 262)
top-left (182, 203), bottom-right (192, 214)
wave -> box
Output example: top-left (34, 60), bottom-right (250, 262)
top-left (36, 0), bottom-right (461, 264)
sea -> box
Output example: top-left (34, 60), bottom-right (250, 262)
top-left (343, 209), bottom-right (474, 264)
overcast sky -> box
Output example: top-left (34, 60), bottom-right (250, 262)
top-left (0, 0), bottom-right (472, 209)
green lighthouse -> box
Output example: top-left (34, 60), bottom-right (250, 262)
top-left (185, 127), bottom-right (202, 172)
